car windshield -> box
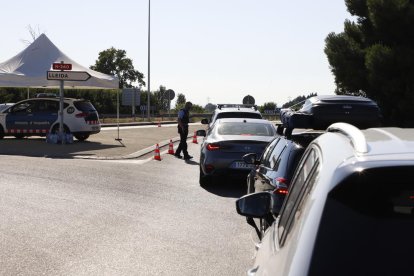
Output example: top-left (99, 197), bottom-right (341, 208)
top-left (216, 112), bottom-right (262, 120)
top-left (217, 122), bottom-right (275, 136)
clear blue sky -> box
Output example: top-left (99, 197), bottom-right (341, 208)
top-left (0, 0), bottom-right (351, 107)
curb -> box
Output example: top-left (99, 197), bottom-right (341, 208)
top-left (73, 135), bottom-right (195, 160)
top-left (101, 121), bottom-right (177, 128)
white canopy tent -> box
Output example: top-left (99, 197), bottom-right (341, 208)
top-left (0, 34), bottom-right (118, 89)
top-left (0, 34), bottom-right (120, 143)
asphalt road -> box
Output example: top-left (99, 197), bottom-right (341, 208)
top-left (0, 142), bottom-right (256, 275)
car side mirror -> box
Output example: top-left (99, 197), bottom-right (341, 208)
top-left (201, 118), bottom-right (209, 124)
top-left (196, 129), bottom-right (206, 137)
top-left (243, 153), bottom-right (259, 165)
top-left (236, 192), bottom-right (272, 218)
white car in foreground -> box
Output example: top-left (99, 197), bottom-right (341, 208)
top-left (237, 123), bottom-right (414, 276)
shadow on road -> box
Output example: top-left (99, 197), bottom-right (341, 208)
top-left (184, 159), bottom-right (199, 165)
top-left (201, 177), bottom-right (247, 198)
top-left (0, 138), bottom-right (123, 159)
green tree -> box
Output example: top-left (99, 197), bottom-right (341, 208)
top-left (204, 103), bottom-right (216, 113)
top-left (90, 47), bottom-right (145, 89)
top-left (325, 0), bottom-right (414, 126)
top-left (191, 104), bottom-right (206, 113)
top-left (154, 85), bottom-right (171, 112)
top-left (174, 93), bottom-right (186, 111)
top-left (259, 102), bottom-right (277, 113)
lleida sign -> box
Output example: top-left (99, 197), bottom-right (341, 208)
top-left (47, 71), bottom-right (91, 81)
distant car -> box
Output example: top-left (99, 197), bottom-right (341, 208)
top-left (237, 123), bottom-right (414, 276)
top-left (280, 95), bottom-right (381, 136)
top-left (0, 103), bottom-right (14, 113)
top-left (0, 98), bottom-right (100, 141)
top-left (201, 104), bottom-right (262, 129)
top-left (243, 130), bottom-right (323, 238)
top-left (197, 118), bottom-right (276, 185)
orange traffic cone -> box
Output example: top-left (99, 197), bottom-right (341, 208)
top-left (154, 143), bottom-right (162, 160)
top-left (192, 131), bottom-right (198, 144)
top-left (168, 140), bottom-right (175, 154)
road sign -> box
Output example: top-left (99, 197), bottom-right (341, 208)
top-left (52, 63), bottom-right (72, 70)
top-left (165, 89), bottom-right (175, 100)
top-left (122, 88), bottom-right (140, 106)
top-left (243, 95), bottom-right (255, 105)
top-left (47, 71), bottom-right (91, 81)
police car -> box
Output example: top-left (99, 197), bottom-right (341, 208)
top-left (0, 97), bottom-right (100, 141)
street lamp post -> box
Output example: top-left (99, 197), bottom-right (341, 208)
top-left (147, 0), bottom-right (151, 121)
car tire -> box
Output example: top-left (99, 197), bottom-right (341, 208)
top-left (14, 134), bottom-right (25, 139)
top-left (74, 134), bottom-right (90, 141)
top-left (199, 165), bottom-right (212, 186)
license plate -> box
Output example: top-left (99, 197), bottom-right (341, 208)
top-left (230, 161), bottom-right (255, 170)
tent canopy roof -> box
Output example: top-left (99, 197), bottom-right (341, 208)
top-left (0, 34), bottom-right (119, 89)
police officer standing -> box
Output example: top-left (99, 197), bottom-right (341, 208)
top-left (174, 101), bottom-right (193, 160)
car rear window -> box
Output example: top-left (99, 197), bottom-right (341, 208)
top-left (217, 122), bottom-right (274, 136)
top-left (309, 166), bottom-right (414, 275)
top-left (74, 101), bottom-right (96, 112)
top-left (216, 112), bottom-right (262, 120)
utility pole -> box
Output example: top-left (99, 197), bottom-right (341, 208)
top-left (147, 0), bottom-right (151, 121)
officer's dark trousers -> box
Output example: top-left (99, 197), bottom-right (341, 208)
top-left (176, 127), bottom-right (189, 157)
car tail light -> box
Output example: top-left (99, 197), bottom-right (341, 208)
top-left (205, 164), bottom-right (215, 173)
top-left (274, 188), bottom-right (288, 195)
top-left (206, 143), bottom-right (220, 151)
top-left (275, 177), bottom-right (288, 185)
top-left (273, 177), bottom-right (289, 195)
top-left (75, 112), bottom-right (88, 118)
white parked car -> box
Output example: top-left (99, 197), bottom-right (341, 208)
top-left (237, 123), bottom-right (414, 276)
top-left (0, 98), bottom-right (100, 141)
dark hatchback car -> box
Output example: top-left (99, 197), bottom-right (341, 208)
top-left (243, 130), bottom-right (323, 238)
top-left (198, 118), bottom-right (276, 185)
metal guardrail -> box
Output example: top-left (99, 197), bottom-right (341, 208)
top-left (100, 113), bottom-right (279, 121)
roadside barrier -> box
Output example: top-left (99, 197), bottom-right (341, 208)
top-left (154, 143), bottom-right (162, 160)
top-left (192, 131), bottom-right (198, 144)
top-left (168, 140), bottom-right (175, 154)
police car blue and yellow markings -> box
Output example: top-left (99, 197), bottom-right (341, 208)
top-left (6, 128), bottom-right (49, 134)
top-left (3, 119), bottom-right (52, 134)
